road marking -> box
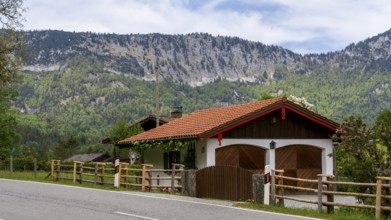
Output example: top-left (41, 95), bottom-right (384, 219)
top-left (1, 179), bottom-right (320, 220)
top-left (115, 211), bottom-right (159, 220)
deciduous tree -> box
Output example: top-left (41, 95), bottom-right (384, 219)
top-left (334, 113), bottom-right (391, 200)
top-left (0, 0), bottom-right (25, 159)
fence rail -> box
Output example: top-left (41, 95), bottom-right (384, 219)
top-left (50, 160), bottom-right (184, 193)
top-left (118, 162), bottom-right (184, 193)
top-left (271, 170), bottom-right (391, 220)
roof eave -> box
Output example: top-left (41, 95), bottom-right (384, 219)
top-left (120, 135), bottom-right (198, 145)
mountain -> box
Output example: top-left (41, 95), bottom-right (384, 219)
top-left (21, 29), bottom-right (391, 85)
top-left (15, 29), bottom-right (391, 150)
top-left (21, 30), bottom-right (312, 86)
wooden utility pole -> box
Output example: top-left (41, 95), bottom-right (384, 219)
top-left (155, 66), bottom-right (159, 127)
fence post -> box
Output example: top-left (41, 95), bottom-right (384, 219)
top-left (376, 177), bottom-right (383, 220)
top-left (263, 165), bottom-right (271, 205)
top-left (179, 165), bottom-right (184, 194)
top-left (94, 163), bottom-right (98, 185)
top-left (73, 161), bottom-right (77, 183)
top-left (10, 155), bottom-right (13, 176)
top-left (124, 163), bottom-right (129, 190)
top-left (117, 162), bottom-right (122, 190)
top-left (34, 158), bottom-right (37, 179)
top-left (51, 160), bottom-right (54, 178)
top-left (114, 159), bottom-right (119, 188)
top-left (141, 164), bottom-right (146, 191)
top-left (171, 164), bottom-right (176, 194)
top-left (78, 162), bottom-right (83, 184)
top-left (317, 175), bottom-right (323, 213)
top-left (51, 160), bottom-right (60, 180)
top-left (276, 170), bottom-right (284, 207)
top-left (101, 163), bottom-right (105, 185)
top-left (270, 170), bottom-right (276, 205)
top-left (144, 164), bottom-right (153, 191)
top-left (326, 175), bottom-right (335, 214)
top-left (56, 161), bottom-right (61, 181)
top-left (387, 179), bottom-right (391, 217)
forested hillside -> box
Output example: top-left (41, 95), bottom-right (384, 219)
top-left (13, 29), bottom-right (391, 158)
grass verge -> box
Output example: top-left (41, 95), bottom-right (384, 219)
top-left (234, 202), bottom-right (375, 220)
top-left (0, 170), bottom-right (118, 191)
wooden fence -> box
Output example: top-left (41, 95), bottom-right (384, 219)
top-left (118, 162), bottom-right (184, 193)
top-left (51, 160), bottom-right (184, 193)
top-left (271, 170), bottom-right (391, 220)
top-left (51, 160), bottom-right (115, 185)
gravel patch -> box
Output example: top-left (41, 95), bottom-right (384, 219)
top-left (283, 194), bottom-right (358, 210)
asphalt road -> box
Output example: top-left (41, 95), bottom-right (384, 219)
top-left (0, 179), bottom-right (320, 220)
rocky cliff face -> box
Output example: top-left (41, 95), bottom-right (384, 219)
top-left (21, 31), bottom-right (307, 86)
top-left (21, 29), bottom-right (391, 86)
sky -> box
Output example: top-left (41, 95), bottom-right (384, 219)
top-left (23, 0), bottom-right (391, 54)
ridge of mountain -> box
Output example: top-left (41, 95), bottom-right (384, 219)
top-left (14, 29), bottom-right (391, 147)
top-left (21, 29), bottom-right (391, 86)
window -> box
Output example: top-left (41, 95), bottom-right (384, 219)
top-left (163, 151), bottom-right (180, 169)
top-left (185, 143), bottom-right (196, 168)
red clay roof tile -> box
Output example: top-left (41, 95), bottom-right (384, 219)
top-left (118, 97), bottom-right (338, 144)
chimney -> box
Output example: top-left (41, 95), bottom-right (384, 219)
top-left (170, 106), bottom-right (183, 118)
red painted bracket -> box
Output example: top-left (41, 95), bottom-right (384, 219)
top-left (218, 133), bottom-right (223, 146)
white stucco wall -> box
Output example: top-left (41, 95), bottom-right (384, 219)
top-left (195, 141), bottom-right (207, 169)
top-left (204, 138), bottom-right (334, 175)
top-left (143, 147), bottom-right (165, 168)
top-left (143, 147), bottom-right (188, 186)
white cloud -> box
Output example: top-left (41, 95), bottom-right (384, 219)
top-left (23, 0), bottom-right (391, 54)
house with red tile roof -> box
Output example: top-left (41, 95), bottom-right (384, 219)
top-left (119, 97), bottom-right (338, 180)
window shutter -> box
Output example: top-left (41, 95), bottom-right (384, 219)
top-left (163, 152), bottom-right (169, 169)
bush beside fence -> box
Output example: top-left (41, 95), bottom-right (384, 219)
top-left (0, 156), bottom-right (50, 172)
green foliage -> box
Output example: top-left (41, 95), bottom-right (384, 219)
top-left (52, 136), bottom-right (79, 160)
top-left (11, 45), bottom-right (391, 162)
top-left (374, 110), bottom-right (391, 149)
top-left (109, 119), bottom-right (143, 159)
top-left (128, 123), bottom-right (144, 138)
top-left (0, 156), bottom-right (51, 171)
top-left (109, 119), bottom-right (131, 145)
top-left (0, 0), bottom-right (26, 159)
top-left (0, 107), bottom-right (19, 159)
top-left (132, 140), bottom-right (191, 152)
top-left (259, 94), bottom-right (277, 100)
top-left (333, 113), bottom-right (391, 201)
top-left (160, 140), bottom-right (191, 152)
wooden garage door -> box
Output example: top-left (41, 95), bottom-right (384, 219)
top-left (276, 145), bottom-right (321, 188)
top-left (216, 145), bottom-right (265, 173)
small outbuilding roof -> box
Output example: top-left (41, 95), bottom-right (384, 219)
top-left (64, 153), bottom-right (109, 162)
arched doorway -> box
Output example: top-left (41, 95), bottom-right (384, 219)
top-left (215, 145), bottom-right (265, 173)
top-left (276, 145), bottom-right (321, 188)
